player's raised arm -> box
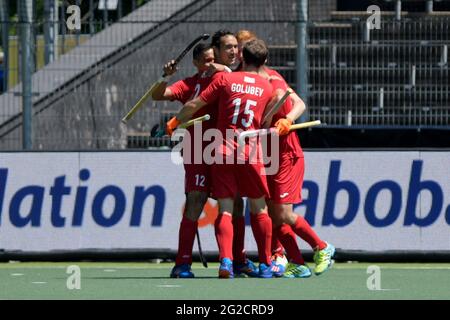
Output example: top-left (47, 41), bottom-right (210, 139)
top-left (151, 60), bottom-right (178, 100)
top-left (285, 90), bottom-right (306, 122)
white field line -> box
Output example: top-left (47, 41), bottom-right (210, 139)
top-left (156, 285), bottom-right (182, 288)
top-left (334, 266), bottom-right (450, 270)
top-left (0, 265), bottom-right (207, 270)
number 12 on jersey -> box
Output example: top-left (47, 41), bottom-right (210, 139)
top-left (231, 98), bottom-right (257, 128)
top-left (195, 174), bottom-right (206, 187)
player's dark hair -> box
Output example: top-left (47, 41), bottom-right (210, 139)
top-left (242, 39), bottom-right (268, 68)
top-left (192, 43), bottom-right (212, 61)
top-left (211, 29), bottom-right (235, 49)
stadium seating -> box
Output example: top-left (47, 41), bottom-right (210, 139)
top-left (269, 14), bottom-right (450, 127)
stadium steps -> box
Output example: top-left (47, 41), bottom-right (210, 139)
top-left (269, 19), bottom-right (450, 127)
top-left (272, 65), bottom-right (449, 89)
top-left (309, 20), bottom-right (450, 43)
top-left (307, 44), bottom-right (448, 66)
top-left (309, 89), bottom-right (449, 107)
top-left (309, 67), bottom-right (449, 85)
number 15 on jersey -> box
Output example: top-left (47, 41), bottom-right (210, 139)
top-left (231, 99), bottom-right (257, 128)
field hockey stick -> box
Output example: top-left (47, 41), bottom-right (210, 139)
top-left (196, 229), bottom-right (208, 268)
top-left (178, 114), bottom-right (210, 129)
top-left (151, 114), bottom-right (211, 137)
top-left (238, 120), bottom-right (322, 145)
top-left (261, 88), bottom-right (293, 125)
top-left (121, 34), bottom-right (210, 123)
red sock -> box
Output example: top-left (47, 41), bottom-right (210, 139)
top-left (291, 216), bottom-right (326, 250)
top-left (175, 216), bottom-right (198, 265)
top-left (271, 228), bottom-right (284, 255)
top-left (275, 224), bottom-right (305, 265)
top-left (214, 213), bottom-right (234, 260)
top-left (250, 213), bottom-right (272, 265)
top-left (232, 216), bottom-right (246, 264)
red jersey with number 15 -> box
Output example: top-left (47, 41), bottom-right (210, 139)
top-left (199, 71), bottom-right (273, 159)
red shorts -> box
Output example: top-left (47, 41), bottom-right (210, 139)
top-left (267, 156), bottom-right (304, 204)
top-left (184, 164), bottom-right (210, 193)
top-left (211, 163), bottom-right (270, 199)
